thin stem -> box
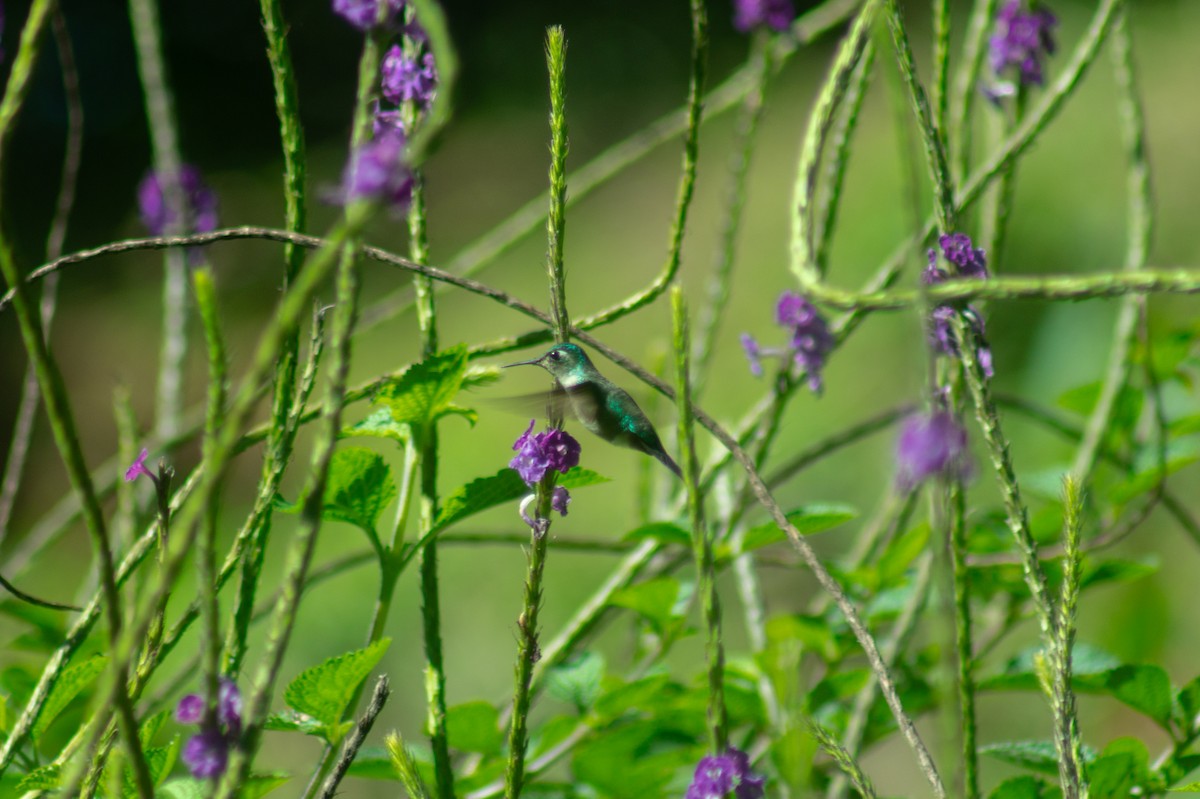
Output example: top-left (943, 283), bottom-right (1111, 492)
top-left (791, 0), bottom-right (882, 288)
top-left (0, 7), bottom-right (83, 544)
top-left (673, 288), bottom-right (727, 753)
top-left (193, 267), bottom-right (228, 733)
top-left (544, 26), bottom-right (570, 343)
top-left (127, 0), bottom-right (191, 442)
top-left (557, 0), bottom-right (707, 333)
top-left (949, 0), bottom-right (999, 180)
top-left (1051, 477), bottom-right (1086, 799)
top-left (881, 0), bottom-right (957, 233)
top-left (932, 0), bottom-right (951, 136)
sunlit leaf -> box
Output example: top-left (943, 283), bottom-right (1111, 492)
top-left (433, 467), bottom-right (608, 532)
top-left (545, 651), bottom-right (605, 714)
top-left (33, 654), bottom-right (106, 739)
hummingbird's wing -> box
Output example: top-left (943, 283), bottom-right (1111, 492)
top-left (482, 384), bottom-right (578, 423)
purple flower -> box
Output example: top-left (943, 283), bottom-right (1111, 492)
top-left (175, 692), bottom-right (204, 724)
top-left (989, 0), bottom-right (1057, 87)
top-left (925, 234), bottom-right (994, 377)
top-left (333, 0), bottom-right (404, 30)
top-left (896, 411), bottom-right (970, 489)
top-left (338, 130), bottom-right (413, 211)
top-left (373, 104), bottom-right (406, 138)
top-left (124, 448), bottom-right (155, 483)
top-left (176, 679), bottom-right (242, 780)
top-left (551, 486), bottom-right (571, 516)
top-left (137, 165), bottom-right (219, 237)
top-left (381, 46), bottom-right (438, 107)
top-left (510, 420), bottom-right (581, 486)
top-left (686, 749), bottom-right (765, 799)
top-left (733, 0), bottom-right (795, 33)
top-left (740, 291), bottom-right (833, 392)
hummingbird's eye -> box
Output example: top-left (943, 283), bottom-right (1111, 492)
top-left (549, 351), bottom-right (561, 361)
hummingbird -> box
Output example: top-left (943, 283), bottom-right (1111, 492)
top-left (505, 342), bottom-right (683, 479)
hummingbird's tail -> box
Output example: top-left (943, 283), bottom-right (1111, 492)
top-left (656, 450), bottom-right (683, 480)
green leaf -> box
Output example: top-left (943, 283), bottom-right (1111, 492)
top-left (544, 651), bottom-right (605, 713)
top-left (623, 522), bottom-right (691, 547)
top-left (979, 643), bottom-right (1121, 692)
top-left (570, 721), bottom-right (689, 798)
top-left (33, 654), bottom-right (106, 739)
top-left (1177, 673), bottom-right (1200, 731)
top-left (139, 709), bottom-right (171, 747)
top-left (876, 523), bottom-right (931, 587)
top-left (1172, 783), bottom-right (1200, 793)
top-left (121, 737), bottom-right (178, 797)
top-left (16, 764), bottom-right (60, 792)
top-left (1089, 738), bottom-right (1148, 799)
top-left (1081, 557), bottom-right (1158, 590)
top-left (740, 503), bottom-right (858, 552)
top-left (988, 775), bottom-right (1052, 799)
top-left (433, 467), bottom-right (608, 532)
top-left (980, 741), bottom-right (1066, 775)
top-left (159, 774), bottom-right (289, 799)
top-left (594, 673), bottom-right (675, 721)
top-left (263, 711), bottom-right (330, 737)
top-left (446, 701), bottom-right (503, 756)
top-left (764, 614), bottom-right (838, 663)
top-left (284, 639), bottom-right (391, 735)
top-left (608, 577), bottom-right (688, 637)
top-left (1103, 664), bottom-right (1174, 728)
top-left (320, 447), bottom-right (397, 535)
top-left (342, 407), bottom-right (410, 443)
top-left (374, 346), bottom-right (470, 430)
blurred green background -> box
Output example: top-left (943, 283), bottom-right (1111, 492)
top-left (1, 0), bottom-right (1199, 794)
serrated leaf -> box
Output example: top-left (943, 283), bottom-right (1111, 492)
top-left (988, 775), bottom-right (1051, 799)
top-left (320, 447), bottom-right (397, 535)
top-left (121, 738), bottom-right (178, 797)
top-left (545, 652), bottom-right (605, 713)
top-left (623, 522), bottom-right (691, 547)
top-left (432, 467), bottom-right (608, 532)
top-left (446, 701), bottom-right (503, 755)
top-left (571, 721), bottom-right (688, 798)
top-left (139, 709), bottom-right (170, 747)
top-left (284, 639), bottom-right (391, 733)
top-left (16, 764), bottom-right (60, 792)
top-left (1103, 664), bottom-right (1174, 728)
top-left (740, 504), bottom-right (858, 552)
top-left (374, 347), bottom-right (470, 430)
top-left (594, 673), bottom-right (675, 722)
top-left (33, 654), bottom-right (106, 739)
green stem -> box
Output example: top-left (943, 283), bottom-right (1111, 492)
top-left (672, 288), bottom-right (727, 753)
top-left (950, 480), bottom-right (980, 799)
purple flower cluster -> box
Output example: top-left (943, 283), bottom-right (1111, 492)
top-left (510, 420), bottom-right (581, 485)
top-left (332, 0), bottom-right (404, 30)
top-left (989, 0), bottom-right (1057, 88)
top-left (924, 233), bottom-right (994, 378)
top-left (339, 130), bottom-right (414, 211)
top-left (381, 47), bottom-right (438, 107)
top-left (733, 0), bottom-right (795, 33)
top-left (685, 749), bottom-right (765, 799)
top-left (896, 410), bottom-right (970, 489)
top-left (740, 291), bottom-right (834, 393)
top-left (176, 679), bottom-right (243, 779)
top-left (137, 165), bottom-right (219, 238)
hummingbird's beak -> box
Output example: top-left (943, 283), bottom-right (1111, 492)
top-left (503, 356), bottom-right (542, 369)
